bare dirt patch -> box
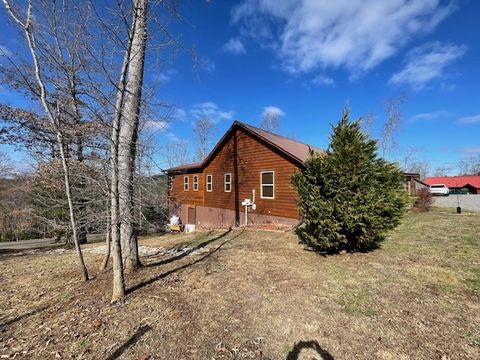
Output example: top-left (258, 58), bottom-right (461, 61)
top-left (1, 212), bottom-right (479, 359)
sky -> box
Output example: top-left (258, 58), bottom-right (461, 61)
top-left (1, 0), bottom-right (479, 175)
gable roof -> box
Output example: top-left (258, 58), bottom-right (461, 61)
top-left (240, 122), bottom-right (323, 163)
top-left (165, 121), bottom-right (323, 173)
top-left (423, 176), bottom-right (480, 189)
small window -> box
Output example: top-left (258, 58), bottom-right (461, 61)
top-left (224, 173), bottom-right (231, 192)
top-left (193, 175), bottom-right (198, 191)
top-left (184, 176), bottom-right (189, 191)
top-left (260, 171), bottom-right (274, 199)
top-left (206, 174), bottom-right (213, 192)
top-left (168, 176), bottom-right (173, 191)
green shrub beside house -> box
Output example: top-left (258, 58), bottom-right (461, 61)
top-left (292, 110), bottom-right (408, 253)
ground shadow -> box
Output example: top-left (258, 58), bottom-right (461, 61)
top-left (127, 229), bottom-right (243, 295)
top-left (0, 305), bottom-right (50, 329)
top-left (146, 229), bottom-right (225, 268)
top-left (286, 340), bottom-right (334, 360)
top-left (105, 324), bottom-right (152, 360)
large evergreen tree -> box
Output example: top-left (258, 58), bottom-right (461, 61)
top-left (292, 109), bottom-right (407, 252)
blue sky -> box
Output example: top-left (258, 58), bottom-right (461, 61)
top-left (1, 0), bottom-right (479, 174)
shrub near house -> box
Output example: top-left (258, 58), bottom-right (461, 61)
top-left (292, 110), bottom-right (408, 252)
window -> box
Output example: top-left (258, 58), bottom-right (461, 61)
top-left (193, 175), bottom-right (198, 191)
top-left (206, 174), bottom-right (213, 192)
top-left (224, 173), bottom-right (231, 192)
top-left (184, 176), bottom-right (189, 191)
top-left (260, 171), bottom-right (274, 199)
top-left (168, 176), bottom-right (173, 191)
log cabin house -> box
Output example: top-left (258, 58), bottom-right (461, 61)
top-left (165, 121), bottom-right (418, 228)
top-left (165, 121), bottom-right (321, 227)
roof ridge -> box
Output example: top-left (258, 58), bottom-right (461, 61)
top-left (236, 120), bottom-right (319, 149)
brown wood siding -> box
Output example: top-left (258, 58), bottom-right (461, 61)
top-left (168, 127), bottom-right (301, 221)
top-left (169, 172), bottom-right (204, 207)
top-left (203, 127), bottom-right (301, 219)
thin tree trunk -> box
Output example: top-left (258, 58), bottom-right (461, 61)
top-left (118, 0), bottom-right (148, 272)
top-left (3, 0), bottom-right (88, 281)
top-left (100, 200), bottom-right (111, 271)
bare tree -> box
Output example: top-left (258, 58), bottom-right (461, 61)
top-left (459, 155), bottom-right (480, 175)
top-left (193, 116), bottom-right (215, 161)
top-left (380, 95), bottom-right (407, 158)
top-left (161, 140), bottom-right (189, 168)
top-left (434, 166), bottom-right (451, 177)
top-left (359, 112), bottom-right (374, 135)
top-left (260, 109), bottom-right (280, 133)
top-left (0, 152), bottom-right (12, 175)
top-left (3, 0), bottom-right (89, 281)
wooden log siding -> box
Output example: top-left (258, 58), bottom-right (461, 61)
top-left (169, 126), bottom-right (301, 221)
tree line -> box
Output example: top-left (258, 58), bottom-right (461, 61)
top-left (0, 0), bottom-right (179, 301)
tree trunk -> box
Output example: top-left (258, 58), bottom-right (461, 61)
top-left (3, 0), bottom-right (89, 281)
top-left (110, 0), bottom-right (142, 301)
top-left (100, 200), bottom-right (112, 271)
top-left (118, 0), bottom-right (148, 272)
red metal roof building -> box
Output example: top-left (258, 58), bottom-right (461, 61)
top-left (423, 176), bottom-right (480, 194)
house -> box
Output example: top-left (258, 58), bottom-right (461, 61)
top-left (165, 121), bottom-right (418, 228)
top-left (404, 173), bottom-right (429, 196)
top-left (165, 121), bottom-right (321, 227)
top-left (423, 176), bottom-right (480, 194)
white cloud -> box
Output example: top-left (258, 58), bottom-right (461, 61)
top-left (312, 74), bottom-right (334, 86)
top-left (262, 106), bottom-right (285, 118)
top-left (166, 132), bottom-right (182, 142)
top-left (153, 69), bottom-right (176, 84)
top-left (190, 102), bottom-right (234, 123)
top-left (457, 114), bottom-right (480, 124)
top-left (174, 108), bottom-right (187, 121)
top-left (199, 57), bottom-right (216, 73)
top-left (222, 38), bottom-right (246, 55)
top-left (143, 119), bottom-right (169, 132)
top-left (409, 110), bottom-right (450, 122)
top-left (232, 0), bottom-right (453, 74)
top-left (390, 42), bottom-right (466, 89)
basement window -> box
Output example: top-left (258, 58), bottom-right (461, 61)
top-left (193, 175), bottom-right (198, 191)
top-left (224, 173), bottom-right (231, 192)
top-left (260, 171), bottom-right (274, 199)
top-left (206, 174), bottom-right (213, 192)
top-left (184, 176), bottom-right (189, 191)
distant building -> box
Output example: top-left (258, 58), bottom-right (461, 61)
top-left (403, 173), bottom-right (429, 196)
top-left (423, 176), bottom-right (480, 194)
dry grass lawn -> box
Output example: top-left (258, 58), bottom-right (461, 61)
top-left (1, 210), bottom-right (479, 359)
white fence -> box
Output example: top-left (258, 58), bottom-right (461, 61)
top-left (433, 194), bottom-right (480, 212)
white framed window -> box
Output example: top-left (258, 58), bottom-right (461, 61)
top-left (260, 171), bottom-right (274, 199)
top-left (206, 174), bottom-right (213, 192)
top-left (193, 175), bottom-right (198, 191)
top-left (224, 173), bottom-right (231, 192)
top-left (168, 176), bottom-right (173, 191)
top-left (184, 176), bottom-right (189, 191)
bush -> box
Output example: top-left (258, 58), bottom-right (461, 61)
top-left (413, 188), bottom-right (433, 211)
top-left (291, 110), bottom-right (408, 253)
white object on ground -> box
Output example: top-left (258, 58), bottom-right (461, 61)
top-left (184, 224), bottom-right (196, 233)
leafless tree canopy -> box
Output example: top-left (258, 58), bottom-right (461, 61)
top-left (380, 94), bottom-right (407, 158)
top-left (459, 155), bottom-right (480, 176)
top-left (260, 109), bottom-right (280, 133)
top-left (193, 116), bottom-right (215, 162)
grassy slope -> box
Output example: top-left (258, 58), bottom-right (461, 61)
top-left (0, 211), bottom-right (479, 359)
